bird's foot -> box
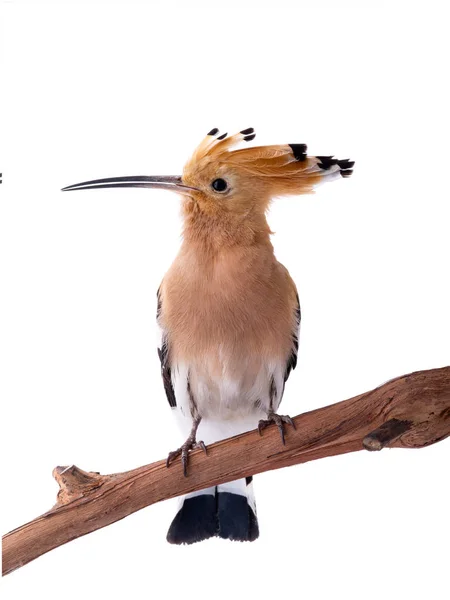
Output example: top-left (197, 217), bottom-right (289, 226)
top-left (258, 411), bottom-right (296, 445)
top-left (166, 437), bottom-right (207, 477)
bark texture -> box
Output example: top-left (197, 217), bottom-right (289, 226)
top-left (3, 366), bottom-right (449, 576)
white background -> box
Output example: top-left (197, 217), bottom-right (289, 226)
top-left (1, 1), bottom-right (449, 598)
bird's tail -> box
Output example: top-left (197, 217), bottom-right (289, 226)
top-left (166, 476), bottom-right (259, 544)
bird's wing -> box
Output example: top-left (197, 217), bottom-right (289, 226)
top-left (157, 285), bottom-right (176, 408)
top-left (284, 290), bottom-right (301, 384)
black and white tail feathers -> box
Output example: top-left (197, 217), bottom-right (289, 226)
top-left (167, 478), bottom-right (259, 544)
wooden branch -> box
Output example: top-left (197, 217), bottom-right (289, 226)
top-left (3, 366), bottom-right (450, 575)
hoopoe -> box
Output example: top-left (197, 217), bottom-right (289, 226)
top-left (63, 128), bottom-right (354, 544)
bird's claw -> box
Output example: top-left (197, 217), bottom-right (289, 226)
top-left (166, 439), bottom-right (207, 477)
top-left (258, 412), bottom-right (296, 445)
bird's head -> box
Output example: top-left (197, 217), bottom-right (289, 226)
top-left (179, 128), bottom-right (272, 217)
top-left (63, 128), bottom-right (353, 237)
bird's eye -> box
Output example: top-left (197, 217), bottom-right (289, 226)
top-left (211, 178), bottom-right (228, 192)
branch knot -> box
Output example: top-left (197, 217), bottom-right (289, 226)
top-left (53, 465), bottom-right (109, 506)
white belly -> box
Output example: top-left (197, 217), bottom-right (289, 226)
top-left (171, 355), bottom-right (285, 444)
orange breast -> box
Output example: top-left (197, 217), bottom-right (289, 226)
top-left (160, 243), bottom-right (298, 373)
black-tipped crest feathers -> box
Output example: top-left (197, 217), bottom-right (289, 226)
top-left (288, 143), bottom-right (307, 161)
top-left (183, 129), bottom-right (354, 200)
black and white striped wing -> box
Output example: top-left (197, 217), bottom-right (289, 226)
top-left (157, 286), bottom-right (176, 408)
top-left (284, 292), bottom-right (301, 384)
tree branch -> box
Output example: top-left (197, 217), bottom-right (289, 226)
top-left (3, 366), bottom-right (450, 575)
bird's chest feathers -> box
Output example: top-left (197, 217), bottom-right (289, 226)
top-left (162, 246), bottom-right (288, 364)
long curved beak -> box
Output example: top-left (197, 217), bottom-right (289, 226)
top-left (61, 175), bottom-right (197, 194)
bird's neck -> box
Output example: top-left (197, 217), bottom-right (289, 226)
top-left (181, 206), bottom-right (273, 255)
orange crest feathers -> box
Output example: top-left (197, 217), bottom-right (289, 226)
top-left (185, 128), bottom-right (354, 199)
top-left (189, 127), bottom-right (256, 164)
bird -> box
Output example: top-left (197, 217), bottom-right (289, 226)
top-left (62, 128), bottom-right (354, 545)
